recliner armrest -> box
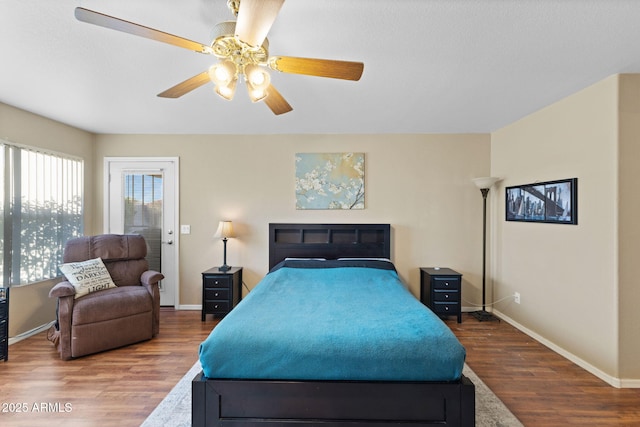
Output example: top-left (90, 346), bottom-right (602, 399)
top-left (141, 270), bottom-right (164, 287)
top-left (49, 281), bottom-right (76, 298)
top-left (141, 270), bottom-right (164, 337)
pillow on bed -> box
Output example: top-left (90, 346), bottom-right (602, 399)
top-left (59, 257), bottom-right (117, 299)
top-left (271, 258), bottom-right (397, 273)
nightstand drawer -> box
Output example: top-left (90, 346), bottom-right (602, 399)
top-left (432, 302), bottom-right (458, 314)
top-left (205, 288), bottom-right (230, 300)
top-left (204, 301), bottom-right (229, 313)
top-left (433, 290), bottom-right (459, 302)
top-left (204, 276), bottom-right (231, 288)
top-left (432, 277), bottom-right (460, 290)
top-left (0, 302), bottom-right (6, 319)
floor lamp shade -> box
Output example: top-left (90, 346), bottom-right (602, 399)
top-left (472, 176), bottom-right (500, 190)
top-left (214, 221), bottom-right (235, 272)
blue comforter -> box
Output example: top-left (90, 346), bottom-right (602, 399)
top-left (199, 260), bottom-right (466, 381)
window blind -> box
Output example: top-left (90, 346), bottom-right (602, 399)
top-left (1, 140), bottom-right (84, 286)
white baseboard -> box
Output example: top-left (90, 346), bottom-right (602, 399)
top-left (177, 304), bottom-right (201, 311)
top-left (492, 309), bottom-right (640, 389)
top-left (8, 321), bottom-right (55, 345)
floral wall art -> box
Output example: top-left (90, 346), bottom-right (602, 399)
top-left (295, 153), bottom-right (365, 210)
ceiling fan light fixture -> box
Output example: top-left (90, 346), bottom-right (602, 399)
top-left (244, 64), bottom-right (270, 89)
top-left (244, 63), bottom-right (270, 103)
top-left (215, 77), bottom-right (238, 101)
top-left (208, 60), bottom-right (237, 86)
top-left (247, 85), bottom-right (268, 103)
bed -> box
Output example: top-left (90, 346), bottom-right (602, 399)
top-left (192, 223), bottom-right (475, 426)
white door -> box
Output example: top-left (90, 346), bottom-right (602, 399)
top-left (104, 157), bottom-right (179, 307)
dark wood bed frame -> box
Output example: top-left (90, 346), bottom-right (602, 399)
top-left (193, 223), bottom-right (475, 426)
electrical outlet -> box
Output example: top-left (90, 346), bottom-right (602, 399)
top-left (180, 224), bottom-right (191, 234)
top-left (514, 292), bottom-right (521, 304)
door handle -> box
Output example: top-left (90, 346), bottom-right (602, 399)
top-left (162, 240), bottom-right (174, 245)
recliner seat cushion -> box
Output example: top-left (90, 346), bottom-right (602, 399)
top-left (72, 286), bottom-right (152, 326)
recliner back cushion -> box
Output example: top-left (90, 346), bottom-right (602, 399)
top-left (105, 259), bottom-right (149, 287)
top-left (63, 234), bottom-right (150, 287)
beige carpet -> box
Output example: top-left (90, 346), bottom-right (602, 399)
top-left (141, 361), bottom-right (523, 427)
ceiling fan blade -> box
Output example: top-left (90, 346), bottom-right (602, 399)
top-left (269, 56), bottom-right (364, 81)
top-left (157, 71), bottom-right (211, 98)
top-left (235, 0), bottom-right (284, 47)
top-left (75, 7), bottom-right (213, 54)
top-left (264, 84), bottom-right (293, 115)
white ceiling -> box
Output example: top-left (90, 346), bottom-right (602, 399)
top-left (2, 0), bottom-right (640, 135)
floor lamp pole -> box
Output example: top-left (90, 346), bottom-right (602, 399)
top-left (471, 183), bottom-right (499, 322)
top-left (481, 188), bottom-right (488, 311)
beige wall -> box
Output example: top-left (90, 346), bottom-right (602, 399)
top-left (0, 103), bottom-right (95, 337)
top-left (94, 134), bottom-right (491, 305)
top-left (3, 75), bottom-right (639, 385)
top-left (617, 74), bottom-right (640, 380)
top-left (491, 75), bottom-right (627, 382)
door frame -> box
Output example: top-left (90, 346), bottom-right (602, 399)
top-left (103, 156), bottom-right (180, 308)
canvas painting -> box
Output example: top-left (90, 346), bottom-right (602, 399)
top-left (295, 153), bottom-right (365, 209)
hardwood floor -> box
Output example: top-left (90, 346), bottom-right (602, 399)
top-left (445, 314), bottom-right (640, 426)
top-left (1, 309), bottom-right (639, 426)
top-left (0, 308), bottom-right (218, 427)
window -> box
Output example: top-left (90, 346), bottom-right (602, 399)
top-left (1, 140), bottom-right (84, 286)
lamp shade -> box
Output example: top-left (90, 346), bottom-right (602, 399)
top-left (472, 177), bottom-right (500, 190)
top-left (214, 221), bottom-right (235, 239)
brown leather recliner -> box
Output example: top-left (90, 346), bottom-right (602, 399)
top-left (48, 234), bottom-right (163, 360)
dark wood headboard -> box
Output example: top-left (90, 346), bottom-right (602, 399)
top-left (268, 223), bottom-right (391, 270)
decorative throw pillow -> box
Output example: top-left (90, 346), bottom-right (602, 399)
top-left (59, 257), bottom-right (117, 299)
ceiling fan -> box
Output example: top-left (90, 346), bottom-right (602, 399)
top-left (74, 0), bottom-right (364, 115)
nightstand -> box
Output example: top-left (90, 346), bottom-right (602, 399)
top-left (201, 267), bottom-right (242, 321)
top-left (0, 287), bottom-right (8, 361)
top-left (420, 267), bottom-right (462, 323)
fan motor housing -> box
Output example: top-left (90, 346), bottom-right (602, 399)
top-left (210, 21), bottom-right (269, 66)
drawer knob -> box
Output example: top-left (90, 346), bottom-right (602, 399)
top-left (214, 281), bottom-right (219, 285)
top-left (445, 306), bottom-right (449, 311)
top-left (445, 282), bottom-right (449, 286)
top-left (214, 304), bottom-right (219, 309)
top-left (445, 295), bottom-right (449, 299)
top-left (214, 292), bottom-right (219, 297)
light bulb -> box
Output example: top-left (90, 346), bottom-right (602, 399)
top-left (247, 87), bottom-right (268, 103)
top-left (214, 76), bottom-right (237, 101)
top-left (208, 60), bottom-right (237, 86)
top-left (244, 64), bottom-right (270, 90)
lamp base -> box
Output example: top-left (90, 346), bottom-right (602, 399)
top-left (218, 265), bottom-right (231, 272)
top-left (470, 310), bottom-right (500, 322)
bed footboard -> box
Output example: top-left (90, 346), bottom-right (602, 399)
top-left (192, 371), bottom-right (475, 426)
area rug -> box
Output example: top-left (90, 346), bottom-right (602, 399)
top-left (141, 361), bottom-right (523, 427)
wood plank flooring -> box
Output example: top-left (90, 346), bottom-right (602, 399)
top-left (0, 308), bottom-right (217, 427)
top-left (0, 309), bottom-right (638, 426)
top-left (445, 314), bottom-right (640, 426)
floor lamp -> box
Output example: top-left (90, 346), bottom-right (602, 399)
top-left (470, 177), bottom-right (500, 322)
